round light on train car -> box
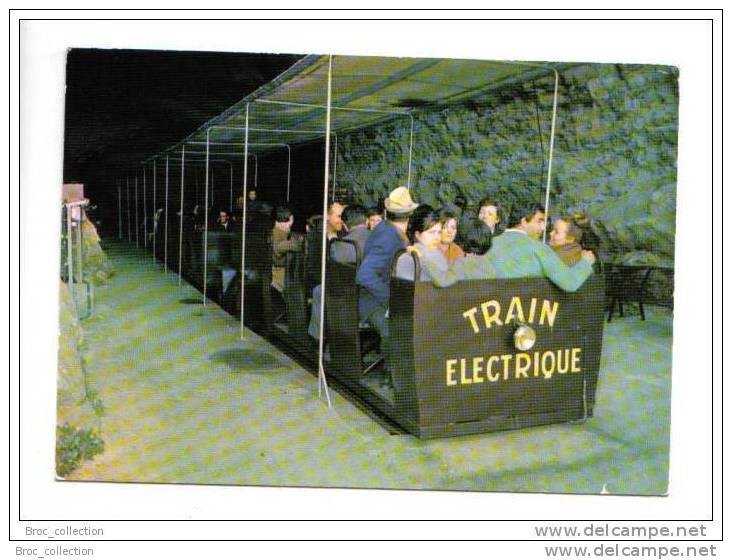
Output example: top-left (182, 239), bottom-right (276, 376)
top-left (514, 324), bottom-right (536, 351)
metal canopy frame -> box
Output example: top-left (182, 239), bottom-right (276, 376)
top-left (125, 54), bottom-right (563, 409)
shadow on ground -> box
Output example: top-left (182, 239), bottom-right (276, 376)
top-left (209, 348), bottom-right (287, 372)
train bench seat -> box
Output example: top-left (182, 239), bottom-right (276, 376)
top-left (324, 239), bottom-right (385, 381)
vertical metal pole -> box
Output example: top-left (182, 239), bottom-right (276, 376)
top-left (66, 205), bottom-right (73, 288)
top-left (126, 176), bottom-right (131, 241)
top-left (165, 155), bottom-right (169, 273)
top-left (143, 165), bottom-right (147, 248)
top-left (407, 114), bottom-right (414, 190)
top-left (286, 145), bottom-right (291, 202)
top-left (241, 147), bottom-right (249, 208)
top-left (153, 159), bottom-right (157, 261)
top-left (332, 133), bottom-right (338, 197)
top-left (229, 162), bottom-right (233, 212)
top-left (117, 180), bottom-right (122, 239)
top-left (178, 147), bottom-right (185, 286)
top-left (135, 174), bottom-right (139, 247)
top-left (240, 104), bottom-right (250, 340)
top-left (543, 69), bottom-right (559, 244)
top-left (76, 207), bottom-right (84, 283)
top-left (317, 55), bottom-right (334, 408)
top-left (203, 129), bottom-right (210, 304)
top-left (195, 170), bottom-right (199, 208)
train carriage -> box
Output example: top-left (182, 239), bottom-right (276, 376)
top-left (130, 54), bottom-right (614, 438)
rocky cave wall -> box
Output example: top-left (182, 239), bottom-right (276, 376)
top-left (336, 62), bottom-right (679, 266)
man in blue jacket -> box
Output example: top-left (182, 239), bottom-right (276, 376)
top-left (356, 186), bottom-right (418, 362)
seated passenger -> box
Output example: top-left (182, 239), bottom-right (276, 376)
top-left (304, 215), bottom-right (325, 291)
top-left (453, 194), bottom-right (468, 217)
top-left (308, 205), bottom-right (370, 340)
top-left (271, 206), bottom-right (303, 293)
top-left (245, 201), bottom-right (274, 233)
top-left (396, 205), bottom-right (448, 282)
top-left (436, 207), bottom-right (465, 266)
top-left (245, 189), bottom-right (263, 214)
top-left (356, 186), bottom-right (417, 358)
top-left (330, 204), bottom-right (370, 264)
top-left (572, 211), bottom-right (602, 257)
top-left (304, 201), bottom-right (345, 289)
top-left (215, 209), bottom-right (233, 232)
top-left (477, 197), bottom-right (502, 236)
top-left (257, 201), bottom-right (273, 217)
top-left (490, 203), bottom-right (596, 292)
top-left (415, 217), bottom-right (496, 288)
top-left (549, 215), bottom-right (584, 266)
top-left (327, 201), bottom-right (346, 240)
top-left (306, 214), bottom-right (322, 234)
top-left (366, 207), bottom-right (383, 230)
top-left (191, 204), bottom-right (204, 231)
top-left (461, 217), bottom-right (494, 256)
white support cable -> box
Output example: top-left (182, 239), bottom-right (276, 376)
top-left (331, 133), bottom-right (338, 203)
top-left (117, 180), bottom-right (122, 239)
top-left (194, 171), bottom-right (199, 209)
top-left (164, 155), bottom-right (169, 273)
top-left (203, 129), bottom-right (210, 305)
top-left (152, 159), bottom-right (157, 261)
top-left (239, 104), bottom-right (250, 340)
top-left (178, 146), bottom-right (185, 286)
top-left (505, 61), bottom-right (560, 243)
top-left (66, 205), bottom-right (73, 287)
top-left (543, 68), bottom-right (560, 243)
top-left (143, 166), bottom-right (147, 248)
top-left (317, 55), bottom-right (334, 409)
top-left (286, 145), bottom-right (291, 202)
top-left (135, 174), bottom-right (139, 247)
top-left (76, 204), bottom-right (83, 283)
top-left (407, 114), bottom-right (415, 189)
top-left (126, 176), bottom-right (131, 241)
top-left (229, 163), bottom-right (234, 212)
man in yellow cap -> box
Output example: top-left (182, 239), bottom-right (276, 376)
top-left (356, 186), bottom-right (419, 364)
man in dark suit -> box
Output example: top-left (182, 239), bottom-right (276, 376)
top-left (215, 209), bottom-right (233, 232)
top-left (356, 186), bottom-right (418, 361)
